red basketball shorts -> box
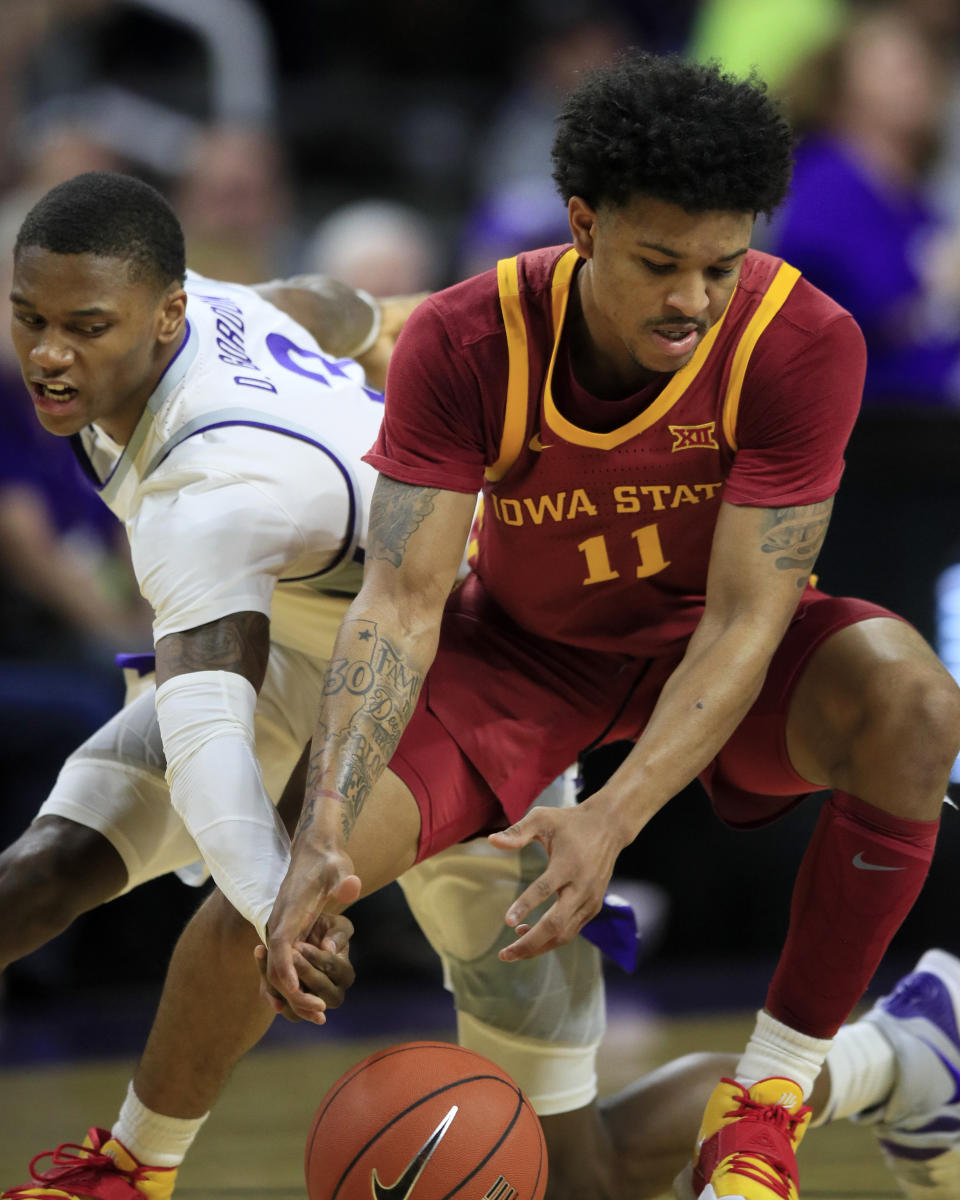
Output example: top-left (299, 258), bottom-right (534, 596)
top-left (389, 579), bottom-right (902, 862)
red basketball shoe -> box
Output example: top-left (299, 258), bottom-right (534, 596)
top-left (1, 1127), bottom-right (176, 1200)
top-left (674, 1076), bottom-right (812, 1199)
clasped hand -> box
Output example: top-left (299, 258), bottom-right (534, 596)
top-left (257, 844), bottom-right (362, 1023)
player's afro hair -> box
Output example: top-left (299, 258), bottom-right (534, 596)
top-left (552, 52), bottom-right (794, 216)
top-left (15, 171), bottom-right (186, 288)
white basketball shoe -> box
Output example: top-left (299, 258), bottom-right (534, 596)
top-left (854, 949), bottom-right (960, 1198)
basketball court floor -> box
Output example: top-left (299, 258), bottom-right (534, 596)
top-left (0, 972), bottom-right (902, 1198)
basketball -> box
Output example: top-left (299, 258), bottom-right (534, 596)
top-left (305, 1040), bottom-right (548, 1200)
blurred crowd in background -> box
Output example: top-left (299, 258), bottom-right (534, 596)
top-left (3, 0), bottom-right (960, 1007)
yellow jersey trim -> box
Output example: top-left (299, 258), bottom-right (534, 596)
top-left (485, 256), bottom-right (530, 483)
top-left (549, 247), bottom-right (579, 336)
top-left (542, 262), bottom-right (736, 451)
top-left (486, 249), bottom-right (581, 481)
top-left (721, 263), bottom-right (801, 451)
top-left (467, 495), bottom-right (484, 566)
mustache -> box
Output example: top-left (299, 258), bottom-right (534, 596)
top-left (645, 317), bottom-right (708, 334)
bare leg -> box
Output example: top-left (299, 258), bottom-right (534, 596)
top-left (133, 888), bottom-right (271, 1116)
top-left (0, 808), bottom-right (275, 1140)
top-left (598, 1053), bottom-right (737, 1200)
top-left (787, 618), bottom-right (960, 821)
top-left (535, 1053), bottom-right (731, 1200)
top-left (133, 744), bottom-right (347, 1117)
top-left (538, 1050), bottom-right (838, 1200)
top-left (0, 816), bottom-right (127, 967)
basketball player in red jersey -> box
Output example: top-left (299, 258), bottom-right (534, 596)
top-left (262, 52), bottom-right (960, 1200)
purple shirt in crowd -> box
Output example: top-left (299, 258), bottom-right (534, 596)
top-left (0, 364), bottom-right (115, 542)
top-left (770, 135), bottom-right (960, 408)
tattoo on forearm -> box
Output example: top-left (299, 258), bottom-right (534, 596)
top-left (299, 720), bottom-right (329, 836)
top-left (368, 477), bottom-right (438, 567)
top-left (760, 499), bottom-right (833, 587)
top-left (304, 619), bottom-right (423, 841)
top-left (156, 611), bottom-right (270, 689)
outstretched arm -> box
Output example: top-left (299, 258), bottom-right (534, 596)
top-left (491, 497), bottom-right (834, 960)
top-left (135, 435), bottom-right (362, 945)
top-left (154, 610), bottom-right (292, 942)
top-left (262, 474), bottom-right (477, 1016)
top-left (255, 274), bottom-right (428, 390)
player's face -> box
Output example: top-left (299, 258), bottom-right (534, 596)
top-left (570, 193), bottom-right (754, 381)
top-left (9, 247), bottom-right (186, 444)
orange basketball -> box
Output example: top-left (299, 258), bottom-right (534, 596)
top-left (305, 1040), bottom-right (548, 1200)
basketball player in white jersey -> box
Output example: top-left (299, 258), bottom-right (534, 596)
top-left (0, 170), bottom-right (668, 1200)
top-left (1, 172), bottom-right (957, 1200)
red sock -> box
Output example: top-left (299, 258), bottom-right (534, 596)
top-left (766, 790), bottom-right (939, 1038)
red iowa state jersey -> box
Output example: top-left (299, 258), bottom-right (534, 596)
top-left (367, 245), bottom-right (865, 654)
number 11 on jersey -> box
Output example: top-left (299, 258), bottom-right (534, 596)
top-left (577, 524), bottom-right (671, 585)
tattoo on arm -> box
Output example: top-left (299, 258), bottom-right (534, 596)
top-left (156, 611), bottom-right (271, 690)
top-left (760, 499), bottom-right (833, 587)
top-left (304, 620), bottom-right (423, 841)
top-left (368, 477), bottom-right (438, 568)
top-left (298, 721), bottom-right (328, 839)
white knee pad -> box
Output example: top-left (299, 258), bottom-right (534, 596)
top-left (455, 1010), bottom-right (599, 1116)
top-left (398, 770), bottom-right (605, 1115)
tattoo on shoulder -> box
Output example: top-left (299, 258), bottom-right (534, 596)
top-left (368, 477), bottom-right (438, 567)
top-left (760, 499), bottom-right (833, 587)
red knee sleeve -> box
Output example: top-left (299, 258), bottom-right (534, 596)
top-left (765, 790), bottom-right (939, 1038)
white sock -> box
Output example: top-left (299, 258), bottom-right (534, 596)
top-left (112, 1082), bottom-right (210, 1168)
top-left (736, 1009), bottom-right (833, 1100)
top-left (808, 1020), bottom-right (896, 1127)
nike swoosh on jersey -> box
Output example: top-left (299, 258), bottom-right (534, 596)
top-left (371, 1105), bottom-right (458, 1200)
top-left (528, 432), bottom-right (554, 451)
top-left (852, 852), bottom-right (905, 872)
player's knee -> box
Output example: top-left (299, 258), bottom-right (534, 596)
top-left (921, 666), bottom-right (960, 763)
top-left (199, 886), bottom-right (263, 954)
top-left (854, 657), bottom-right (960, 787)
top-left (190, 892), bottom-right (262, 974)
top-left (0, 818), bottom-right (126, 957)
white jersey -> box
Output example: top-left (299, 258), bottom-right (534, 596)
top-left (45, 273), bottom-right (606, 1103)
top-left (70, 272), bottom-right (384, 657)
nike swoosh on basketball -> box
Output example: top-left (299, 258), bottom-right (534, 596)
top-left (371, 1105), bottom-right (458, 1200)
top-left (528, 432), bottom-right (554, 451)
top-left (852, 852), bottom-right (904, 872)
